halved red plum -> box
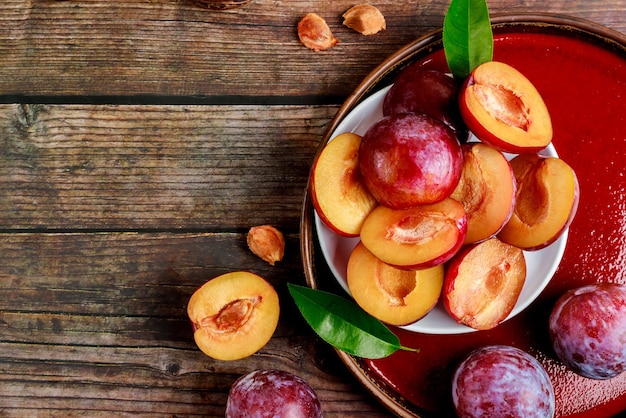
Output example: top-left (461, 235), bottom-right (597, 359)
top-left (498, 153), bottom-right (579, 250)
top-left (451, 143), bottom-right (516, 244)
top-left (359, 198), bottom-right (467, 269)
top-left (187, 272), bottom-right (280, 361)
top-left (460, 61), bottom-right (552, 153)
top-left (347, 242), bottom-right (444, 326)
top-left (443, 237), bottom-right (526, 330)
top-left (311, 132), bottom-right (378, 236)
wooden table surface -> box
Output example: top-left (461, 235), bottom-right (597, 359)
top-left (1, 1), bottom-right (625, 416)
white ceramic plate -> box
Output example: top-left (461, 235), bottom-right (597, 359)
top-left (313, 85), bottom-right (567, 335)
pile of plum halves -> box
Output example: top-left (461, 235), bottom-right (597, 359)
top-left (312, 59), bottom-right (626, 416)
top-left (312, 60), bottom-right (579, 331)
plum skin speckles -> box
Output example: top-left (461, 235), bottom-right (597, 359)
top-left (452, 345), bottom-right (555, 418)
top-left (549, 282), bottom-right (626, 380)
top-left (358, 112), bottom-right (463, 209)
top-left (226, 369), bottom-right (323, 418)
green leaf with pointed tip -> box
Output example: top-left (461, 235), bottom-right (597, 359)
top-left (288, 283), bottom-right (418, 359)
top-left (443, 0), bottom-right (494, 79)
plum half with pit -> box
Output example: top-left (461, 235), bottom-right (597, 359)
top-left (549, 282), bottom-right (626, 380)
top-left (452, 345), bottom-right (555, 418)
top-left (359, 198), bottom-right (467, 269)
top-left (358, 112), bottom-right (463, 209)
top-left (187, 271), bottom-right (279, 361)
top-left (226, 369), bottom-right (323, 418)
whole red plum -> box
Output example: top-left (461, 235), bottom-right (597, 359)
top-left (549, 282), bottom-right (626, 380)
top-left (452, 345), bottom-right (555, 418)
top-left (383, 66), bottom-right (465, 135)
top-left (358, 112), bottom-right (462, 209)
top-left (225, 369), bottom-right (323, 418)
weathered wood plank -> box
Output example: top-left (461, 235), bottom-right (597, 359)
top-left (1, 1), bottom-right (624, 416)
top-left (1, 0), bottom-right (624, 99)
top-left (0, 342), bottom-right (388, 416)
top-left (0, 103), bottom-right (334, 230)
top-left (0, 231), bottom-right (305, 314)
top-left (0, 231), bottom-right (388, 416)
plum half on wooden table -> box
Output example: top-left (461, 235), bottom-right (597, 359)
top-left (187, 271), bottom-right (279, 361)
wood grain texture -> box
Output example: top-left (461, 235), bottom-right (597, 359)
top-left (1, 0), bottom-right (625, 416)
top-left (0, 103), bottom-right (333, 230)
top-left (0, 231), bottom-right (389, 416)
top-left (1, 0), bottom-right (624, 99)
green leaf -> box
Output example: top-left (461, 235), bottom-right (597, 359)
top-left (288, 283), bottom-right (418, 359)
top-left (443, 0), bottom-right (494, 79)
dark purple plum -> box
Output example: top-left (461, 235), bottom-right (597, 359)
top-left (383, 66), bottom-right (465, 135)
top-left (226, 369), bottom-right (323, 418)
top-left (358, 112), bottom-right (462, 209)
top-left (452, 345), bottom-right (555, 418)
top-left (549, 282), bottom-right (626, 380)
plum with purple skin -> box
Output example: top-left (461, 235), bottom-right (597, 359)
top-left (358, 112), bottom-right (463, 209)
top-left (452, 345), bottom-right (555, 418)
top-left (549, 282), bottom-right (626, 380)
top-left (226, 369), bottom-right (323, 418)
top-left (383, 66), bottom-right (465, 135)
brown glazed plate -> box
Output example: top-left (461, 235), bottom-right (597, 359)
top-left (300, 14), bottom-right (626, 418)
